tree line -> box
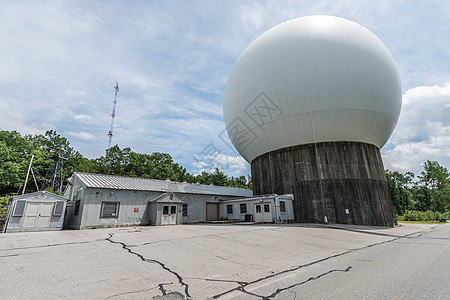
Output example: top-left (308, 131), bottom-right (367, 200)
top-left (0, 130), bottom-right (252, 198)
top-left (1, 129), bottom-right (449, 219)
top-left (386, 160), bottom-right (450, 219)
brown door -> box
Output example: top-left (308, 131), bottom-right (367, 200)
top-left (206, 203), bottom-right (219, 221)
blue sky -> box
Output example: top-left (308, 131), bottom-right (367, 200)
top-left (1, 0), bottom-right (449, 178)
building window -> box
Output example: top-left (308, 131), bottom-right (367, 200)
top-left (240, 203), bottom-right (247, 214)
top-left (280, 201), bottom-right (286, 213)
top-left (163, 205), bottom-right (169, 215)
top-left (171, 205), bottom-right (177, 214)
top-left (53, 201), bottom-right (65, 216)
top-left (74, 200), bottom-right (81, 216)
top-left (227, 204), bottom-right (233, 214)
top-left (182, 203), bottom-right (188, 216)
top-left (12, 200), bottom-right (27, 217)
top-left (101, 202), bottom-right (119, 218)
top-left (264, 204), bottom-right (270, 213)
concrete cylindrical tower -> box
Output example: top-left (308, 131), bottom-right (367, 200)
top-left (223, 16), bottom-right (402, 226)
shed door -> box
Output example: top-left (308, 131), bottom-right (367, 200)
top-left (23, 202), bottom-right (53, 228)
top-left (161, 205), bottom-right (177, 225)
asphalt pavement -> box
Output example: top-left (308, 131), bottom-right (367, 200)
top-left (0, 222), bottom-right (446, 299)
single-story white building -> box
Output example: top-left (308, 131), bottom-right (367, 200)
top-left (63, 172), bottom-right (253, 229)
top-left (4, 191), bottom-right (66, 233)
top-left (220, 194), bottom-right (294, 223)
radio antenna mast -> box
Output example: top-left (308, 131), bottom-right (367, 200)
top-left (107, 82), bottom-right (119, 149)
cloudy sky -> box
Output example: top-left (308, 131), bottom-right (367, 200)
top-left (1, 0), bottom-right (449, 178)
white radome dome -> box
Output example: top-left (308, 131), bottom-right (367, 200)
top-left (223, 15), bottom-right (402, 163)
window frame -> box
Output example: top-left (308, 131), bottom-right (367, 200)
top-left (280, 201), bottom-right (286, 213)
top-left (240, 203), bottom-right (247, 214)
top-left (227, 204), bottom-right (233, 215)
top-left (12, 200), bottom-right (27, 217)
top-left (100, 201), bottom-right (120, 218)
top-left (74, 199), bottom-right (81, 216)
top-left (182, 203), bottom-right (188, 217)
top-left (53, 201), bottom-right (65, 216)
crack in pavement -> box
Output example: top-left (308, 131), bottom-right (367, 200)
top-left (0, 253), bottom-right (19, 258)
top-left (105, 233), bottom-right (191, 298)
top-left (158, 282), bottom-right (172, 295)
top-left (0, 239), bottom-right (106, 252)
top-left (211, 226), bottom-right (438, 299)
top-left (259, 266), bottom-right (352, 299)
top-left (205, 278), bottom-right (249, 285)
top-left (211, 250), bottom-right (354, 299)
top-left (212, 235), bottom-right (411, 299)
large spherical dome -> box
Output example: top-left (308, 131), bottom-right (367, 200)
top-left (223, 15), bottom-right (402, 163)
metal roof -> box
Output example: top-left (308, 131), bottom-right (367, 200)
top-left (72, 172), bottom-right (253, 197)
top-left (10, 191), bottom-right (67, 201)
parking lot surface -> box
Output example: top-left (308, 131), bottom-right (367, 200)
top-left (0, 223), bottom-right (434, 299)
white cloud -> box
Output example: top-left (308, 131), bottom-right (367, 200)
top-left (73, 114), bottom-right (92, 123)
top-left (66, 131), bottom-right (97, 141)
top-left (382, 82), bottom-right (450, 175)
top-left (1, 1), bottom-right (449, 177)
top-left (192, 151), bottom-right (250, 176)
top-left (192, 161), bottom-right (209, 168)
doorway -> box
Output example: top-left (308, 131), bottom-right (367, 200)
top-left (161, 204), bottom-right (177, 225)
top-left (206, 203), bottom-right (219, 221)
top-left (254, 203), bottom-right (272, 223)
top-left (23, 202), bottom-right (53, 228)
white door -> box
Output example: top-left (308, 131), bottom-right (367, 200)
top-left (254, 203), bottom-right (272, 223)
top-left (161, 205), bottom-right (177, 225)
top-left (23, 202), bottom-right (53, 228)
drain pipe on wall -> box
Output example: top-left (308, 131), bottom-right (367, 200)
top-left (274, 194), bottom-right (282, 223)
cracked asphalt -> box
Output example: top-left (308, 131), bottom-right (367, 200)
top-left (0, 223), bottom-right (446, 299)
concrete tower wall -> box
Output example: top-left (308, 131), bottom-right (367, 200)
top-left (251, 141), bottom-right (396, 226)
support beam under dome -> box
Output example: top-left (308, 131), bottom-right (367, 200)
top-left (251, 141), bottom-right (396, 226)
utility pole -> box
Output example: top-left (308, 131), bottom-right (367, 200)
top-left (107, 82), bottom-right (119, 149)
top-left (22, 155), bottom-right (34, 195)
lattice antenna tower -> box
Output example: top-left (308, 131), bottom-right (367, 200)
top-left (107, 82), bottom-right (119, 149)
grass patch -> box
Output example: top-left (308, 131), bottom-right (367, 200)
top-left (398, 220), bottom-right (447, 224)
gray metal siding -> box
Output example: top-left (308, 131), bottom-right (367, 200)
top-left (63, 173), bottom-right (253, 228)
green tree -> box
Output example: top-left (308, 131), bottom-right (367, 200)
top-left (385, 170), bottom-right (414, 215)
top-left (418, 160), bottom-right (450, 217)
top-left (28, 130), bottom-right (83, 191)
top-left (94, 145), bottom-right (189, 181)
top-left (0, 130), bottom-right (37, 195)
top-left (211, 168), bottom-right (228, 186)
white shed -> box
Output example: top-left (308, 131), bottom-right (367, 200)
top-left (220, 194), bottom-right (294, 223)
top-left (4, 191), bottom-right (66, 233)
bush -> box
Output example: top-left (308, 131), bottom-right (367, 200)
top-left (400, 210), bottom-right (439, 221)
